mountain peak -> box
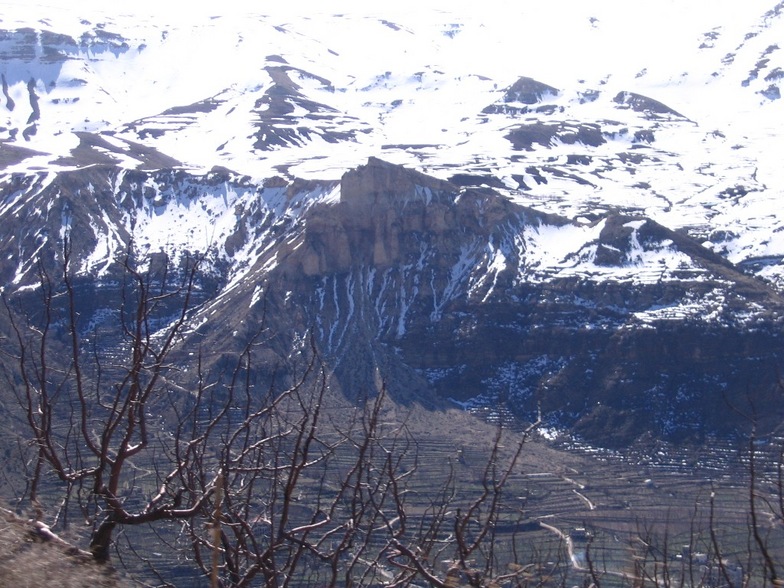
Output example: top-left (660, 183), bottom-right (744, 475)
top-left (340, 157), bottom-right (456, 209)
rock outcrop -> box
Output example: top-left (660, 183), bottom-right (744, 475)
top-left (249, 160), bottom-right (784, 445)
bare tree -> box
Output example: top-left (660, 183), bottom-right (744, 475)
top-left (172, 343), bottom-right (420, 587)
top-left (379, 416), bottom-right (546, 588)
top-left (1, 238), bottom-right (219, 562)
top-left (1, 238), bottom-right (568, 587)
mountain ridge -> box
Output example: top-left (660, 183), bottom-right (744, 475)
top-left (1, 2), bottom-right (782, 288)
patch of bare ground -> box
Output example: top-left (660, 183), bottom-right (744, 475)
top-left (54, 132), bottom-right (182, 170)
top-left (3, 391), bottom-right (780, 585)
top-left (0, 142), bottom-right (44, 168)
top-left (0, 508), bottom-right (125, 587)
top-left (399, 403), bottom-right (784, 585)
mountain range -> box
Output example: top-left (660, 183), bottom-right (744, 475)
top-left (2, 1), bottom-right (784, 446)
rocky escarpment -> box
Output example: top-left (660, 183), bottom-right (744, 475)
top-left (236, 158), bottom-right (784, 445)
top-left (2, 159), bottom-right (784, 448)
top-left (293, 157), bottom-right (543, 274)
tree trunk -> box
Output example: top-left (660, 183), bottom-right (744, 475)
top-left (90, 515), bottom-right (117, 562)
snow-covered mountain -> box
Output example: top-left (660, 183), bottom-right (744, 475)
top-left (2, 1), bottom-right (784, 445)
top-left (3, 1), bottom-right (784, 282)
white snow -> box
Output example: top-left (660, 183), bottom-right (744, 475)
top-left (520, 219), bottom-right (713, 285)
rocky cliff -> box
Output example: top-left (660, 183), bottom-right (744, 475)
top-left (280, 159), bottom-right (784, 445)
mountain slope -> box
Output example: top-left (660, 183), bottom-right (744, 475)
top-left (2, 158), bottom-right (782, 446)
top-left (1, 2), bottom-right (784, 445)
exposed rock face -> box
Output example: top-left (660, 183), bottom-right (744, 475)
top-left (502, 76), bottom-right (559, 104)
top-left (483, 76), bottom-right (561, 115)
top-left (297, 157), bottom-right (457, 273)
top-left (2, 159), bottom-right (783, 447)
top-left (613, 91), bottom-right (686, 119)
top-left (505, 121), bottom-right (606, 150)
